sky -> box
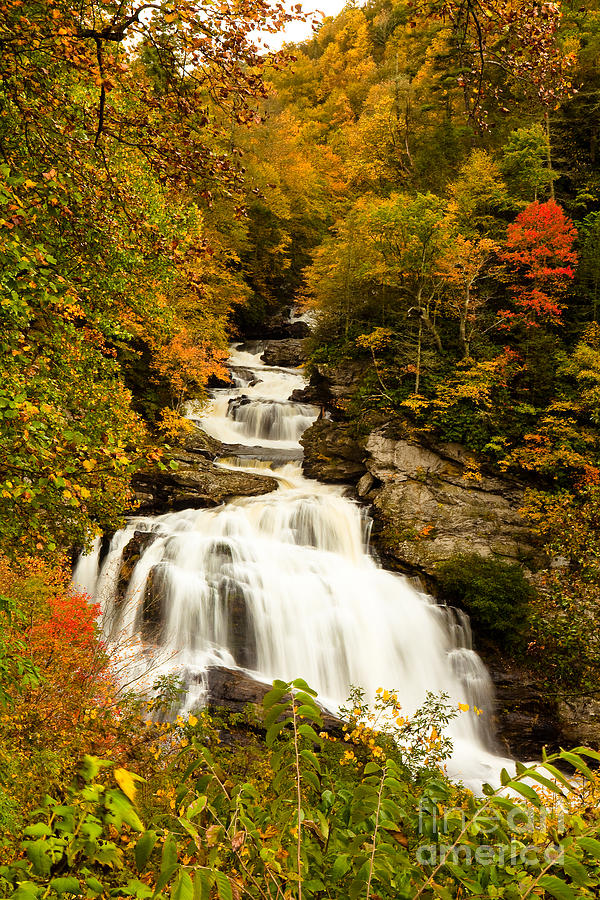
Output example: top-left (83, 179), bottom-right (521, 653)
top-left (258, 0), bottom-right (348, 51)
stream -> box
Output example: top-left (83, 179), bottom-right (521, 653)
top-left (73, 340), bottom-right (514, 791)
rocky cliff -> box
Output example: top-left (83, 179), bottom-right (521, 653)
top-left (300, 416), bottom-right (541, 577)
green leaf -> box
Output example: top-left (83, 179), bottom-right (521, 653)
top-left (331, 854), bottom-right (350, 880)
top-left (24, 840), bottom-right (52, 877)
top-left (562, 854), bottom-right (590, 886)
top-left (264, 701), bottom-right (289, 728)
top-left (300, 748), bottom-right (321, 773)
top-left (135, 831), bottom-right (158, 873)
top-left (11, 882), bottom-right (41, 900)
top-left (297, 723), bottom-right (322, 745)
top-left (161, 834), bottom-right (178, 874)
top-left (214, 872), bottom-right (233, 900)
top-left (266, 717), bottom-right (292, 747)
top-left (124, 879), bottom-right (153, 898)
top-left (105, 789), bottom-right (144, 831)
top-left (291, 678), bottom-right (317, 696)
top-left (91, 844), bottom-right (122, 868)
top-left (49, 876), bottom-right (81, 895)
top-left (80, 756), bottom-right (106, 786)
top-left (570, 746), bottom-right (600, 762)
top-left (171, 872), bottom-right (193, 900)
top-left (23, 823), bottom-right (52, 838)
top-left (193, 870), bottom-right (211, 900)
top-left (540, 763), bottom-right (575, 792)
top-left (558, 751), bottom-right (594, 781)
top-left (538, 875), bottom-right (579, 900)
top-left (525, 769), bottom-right (566, 797)
top-left (186, 795), bottom-right (207, 820)
top-left (579, 836), bottom-right (600, 858)
top-left (84, 878), bottom-right (104, 895)
top-left (507, 781), bottom-right (542, 807)
top-left (263, 686), bottom-right (287, 711)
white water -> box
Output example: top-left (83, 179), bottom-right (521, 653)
top-left (74, 340), bottom-right (514, 790)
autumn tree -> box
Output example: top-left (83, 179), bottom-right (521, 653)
top-left (417, 0), bottom-right (576, 127)
top-left (499, 199), bottom-right (578, 328)
top-left (440, 235), bottom-right (498, 357)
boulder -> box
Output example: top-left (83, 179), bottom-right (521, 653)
top-left (203, 666), bottom-right (342, 733)
top-left (483, 654), bottom-right (600, 758)
top-left (245, 308), bottom-right (310, 340)
top-left (116, 530), bottom-right (158, 603)
top-left (218, 578), bottom-right (257, 669)
top-left (131, 456), bottom-right (278, 515)
top-left (300, 419), bottom-right (367, 483)
top-left (365, 425), bottom-right (541, 576)
top-left (261, 338), bottom-right (307, 368)
top-left (141, 564), bottom-right (168, 642)
top-left (291, 359), bottom-right (370, 414)
top-left (178, 426), bottom-right (224, 459)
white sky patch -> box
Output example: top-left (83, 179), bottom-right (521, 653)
top-left (255, 0), bottom-right (347, 51)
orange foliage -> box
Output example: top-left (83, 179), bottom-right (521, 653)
top-left (152, 329), bottom-right (229, 409)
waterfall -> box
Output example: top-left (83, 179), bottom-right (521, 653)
top-left (74, 340), bottom-right (514, 790)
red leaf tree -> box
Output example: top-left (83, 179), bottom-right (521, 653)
top-left (499, 200), bottom-right (578, 327)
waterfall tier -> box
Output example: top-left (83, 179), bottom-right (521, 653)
top-left (74, 340), bottom-right (513, 790)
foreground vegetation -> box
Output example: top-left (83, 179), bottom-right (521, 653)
top-left (2, 563), bottom-right (600, 900)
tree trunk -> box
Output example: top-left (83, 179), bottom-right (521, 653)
top-left (421, 309), bottom-right (443, 353)
top-left (460, 282), bottom-right (470, 357)
top-left (545, 110), bottom-right (555, 201)
top-left (415, 318), bottom-right (422, 394)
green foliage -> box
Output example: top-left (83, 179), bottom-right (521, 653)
top-left (436, 553), bottom-right (535, 650)
top-left (4, 683), bottom-right (600, 900)
top-left (0, 595), bottom-right (40, 709)
top-left (501, 124), bottom-right (555, 203)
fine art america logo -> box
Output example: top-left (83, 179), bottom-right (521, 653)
top-left (416, 798), bottom-right (565, 866)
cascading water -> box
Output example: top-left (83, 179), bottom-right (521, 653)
top-left (74, 340), bottom-right (513, 790)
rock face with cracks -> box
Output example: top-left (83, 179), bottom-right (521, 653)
top-left (363, 426), bottom-right (542, 577)
top-left (130, 451), bottom-right (278, 515)
top-left (261, 338), bottom-right (307, 368)
top-left (300, 417), bottom-right (541, 577)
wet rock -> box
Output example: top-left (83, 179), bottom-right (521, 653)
top-left (365, 425), bottom-right (541, 577)
top-left (204, 666), bottom-right (342, 733)
top-left (245, 308), bottom-right (310, 340)
top-left (300, 419), bottom-right (367, 483)
top-left (261, 338), bottom-right (307, 367)
top-left (291, 360), bottom-right (370, 415)
top-left (483, 653), bottom-right (600, 758)
top-left (141, 564), bottom-right (168, 642)
top-left (179, 425), bottom-right (224, 459)
top-left (130, 457), bottom-right (278, 515)
top-left (556, 696), bottom-right (600, 747)
top-left (217, 444), bottom-right (302, 463)
top-left (357, 472), bottom-right (376, 498)
top-left (116, 530), bottom-right (158, 603)
top-left (219, 578), bottom-right (257, 669)
top-left (286, 320), bottom-right (310, 338)
top-left (230, 365), bottom-right (261, 388)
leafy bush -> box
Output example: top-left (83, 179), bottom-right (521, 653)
top-left (3, 681), bottom-right (600, 900)
top-left (436, 552), bottom-right (534, 649)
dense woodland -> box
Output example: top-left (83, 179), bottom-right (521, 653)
top-left (3, 0), bottom-right (600, 897)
